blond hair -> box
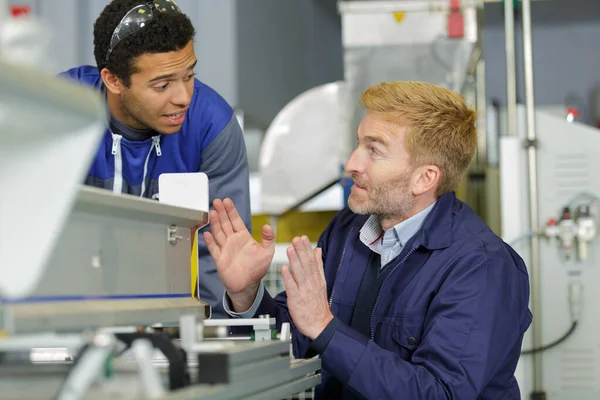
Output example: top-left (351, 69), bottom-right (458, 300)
top-left (360, 81), bottom-right (478, 196)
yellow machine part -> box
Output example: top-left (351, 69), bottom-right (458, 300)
top-left (251, 210), bottom-right (338, 243)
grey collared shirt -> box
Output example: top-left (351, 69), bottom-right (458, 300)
top-left (359, 201), bottom-right (437, 268)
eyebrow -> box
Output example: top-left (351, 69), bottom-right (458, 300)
top-left (360, 133), bottom-right (390, 147)
top-left (147, 60), bottom-right (197, 83)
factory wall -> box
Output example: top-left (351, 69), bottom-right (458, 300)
top-left (235, 0), bottom-right (343, 129)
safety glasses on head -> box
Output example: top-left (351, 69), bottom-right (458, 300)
top-left (105, 0), bottom-right (182, 65)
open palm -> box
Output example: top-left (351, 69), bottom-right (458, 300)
top-left (203, 199), bottom-right (275, 295)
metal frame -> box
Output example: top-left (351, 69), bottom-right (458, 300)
top-left (74, 185), bottom-right (207, 228)
top-left (2, 185), bottom-right (209, 334)
top-left (501, 0), bottom-right (543, 391)
top-left (0, 317), bottom-right (321, 399)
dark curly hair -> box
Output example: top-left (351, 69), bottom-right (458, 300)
top-left (94, 0), bottom-right (195, 87)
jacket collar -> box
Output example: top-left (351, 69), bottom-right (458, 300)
top-left (417, 191), bottom-right (456, 250)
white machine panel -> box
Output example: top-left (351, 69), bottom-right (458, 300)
top-left (501, 106), bottom-right (600, 399)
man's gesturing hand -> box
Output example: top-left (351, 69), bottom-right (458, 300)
top-left (203, 198), bottom-right (275, 312)
top-left (281, 236), bottom-right (333, 340)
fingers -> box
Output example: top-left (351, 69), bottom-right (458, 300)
top-left (287, 243), bottom-right (305, 284)
top-left (203, 231), bottom-right (221, 260)
top-left (293, 236), bottom-right (317, 278)
top-left (223, 198), bottom-right (247, 232)
top-left (314, 247), bottom-right (325, 281)
top-left (281, 265), bottom-right (299, 295)
top-left (208, 209), bottom-right (227, 247)
top-left (213, 199), bottom-right (234, 236)
top-left (261, 225), bottom-right (276, 249)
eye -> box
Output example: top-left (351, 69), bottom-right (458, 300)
top-left (154, 83), bottom-right (169, 92)
top-left (368, 146), bottom-right (377, 156)
top-left (184, 72), bottom-right (196, 81)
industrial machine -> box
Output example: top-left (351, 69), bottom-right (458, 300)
top-left (500, 105), bottom-right (600, 399)
top-left (3, 0), bottom-right (597, 398)
top-left (0, 51), bottom-right (320, 400)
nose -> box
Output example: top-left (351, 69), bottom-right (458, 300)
top-left (171, 81), bottom-right (192, 107)
top-left (344, 148), bottom-right (362, 176)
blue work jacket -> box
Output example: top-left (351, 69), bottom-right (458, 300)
top-left (255, 192), bottom-right (532, 399)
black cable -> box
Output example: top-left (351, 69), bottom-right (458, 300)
top-left (521, 321), bottom-right (578, 355)
top-left (115, 332), bottom-right (190, 390)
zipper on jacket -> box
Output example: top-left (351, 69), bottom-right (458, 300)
top-left (153, 135), bottom-right (162, 156)
top-left (328, 228), bottom-right (355, 306)
top-left (369, 243), bottom-right (419, 340)
top-left (111, 134), bottom-right (123, 194)
top-left (140, 136), bottom-right (162, 198)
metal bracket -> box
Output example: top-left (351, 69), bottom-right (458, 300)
top-left (201, 315), bottom-right (278, 342)
top-left (523, 138), bottom-right (539, 149)
top-left (167, 225), bottom-right (183, 245)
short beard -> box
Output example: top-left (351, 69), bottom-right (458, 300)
top-left (348, 172), bottom-right (415, 222)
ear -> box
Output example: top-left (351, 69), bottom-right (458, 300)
top-left (411, 165), bottom-right (440, 196)
top-left (100, 68), bottom-right (124, 95)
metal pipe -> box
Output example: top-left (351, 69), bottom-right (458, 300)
top-left (474, 0), bottom-right (487, 168)
top-left (504, 0), bottom-right (517, 137)
top-left (476, 58), bottom-right (487, 167)
top-left (521, 0), bottom-right (544, 392)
